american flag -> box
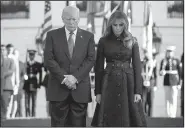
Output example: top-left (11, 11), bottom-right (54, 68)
top-left (120, 1), bottom-right (132, 32)
top-left (41, 1), bottom-right (52, 42)
top-left (86, 1), bottom-right (97, 34)
top-left (142, 1), bottom-right (154, 82)
top-left (143, 1), bottom-right (153, 60)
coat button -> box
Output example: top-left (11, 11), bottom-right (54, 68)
top-left (118, 94), bottom-right (120, 96)
top-left (117, 38), bottom-right (120, 41)
top-left (117, 73), bottom-right (120, 76)
top-left (117, 84), bottom-right (120, 87)
top-left (118, 104), bottom-right (121, 108)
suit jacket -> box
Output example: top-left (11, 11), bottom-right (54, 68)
top-left (1, 57), bottom-right (16, 91)
top-left (44, 27), bottom-right (96, 103)
top-left (18, 61), bottom-right (26, 92)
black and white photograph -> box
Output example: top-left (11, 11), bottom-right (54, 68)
top-left (1, 1), bottom-right (184, 127)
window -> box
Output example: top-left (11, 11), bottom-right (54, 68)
top-left (76, 1), bottom-right (105, 17)
top-left (76, 1), bottom-right (87, 17)
top-left (65, 1), bottom-right (133, 23)
top-left (167, 1), bottom-right (183, 18)
top-left (1, 1), bottom-right (30, 19)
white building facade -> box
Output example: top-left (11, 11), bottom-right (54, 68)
top-left (1, 1), bottom-right (183, 62)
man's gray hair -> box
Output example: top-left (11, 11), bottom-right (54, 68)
top-left (62, 5), bottom-right (80, 18)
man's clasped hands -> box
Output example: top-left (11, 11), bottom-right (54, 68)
top-left (61, 75), bottom-right (78, 90)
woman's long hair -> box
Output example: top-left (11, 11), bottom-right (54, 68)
top-left (103, 10), bottom-right (135, 49)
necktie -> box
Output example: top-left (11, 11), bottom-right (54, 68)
top-left (68, 32), bottom-right (74, 58)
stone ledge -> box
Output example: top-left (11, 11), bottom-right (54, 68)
top-left (1, 117), bottom-right (184, 127)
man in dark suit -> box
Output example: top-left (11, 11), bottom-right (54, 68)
top-left (44, 5), bottom-right (95, 127)
top-left (180, 52), bottom-right (184, 117)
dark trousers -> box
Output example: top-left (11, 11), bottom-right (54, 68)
top-left (1, 94), bottom-right (6, 121)
top-left (45, 87), bottom-right (50, 117)
top-left (143, 87), bottom-right (152, 116)
top-left (49, 94), bottom-right (88, 127)
top-left (25, 91), bottom-right (37, 117)
top-left (181, 80), bottom-right (184, 117)
top-left (181, 99), bottom-right (184, 117)
top-left (15, 91), bottom-right (23, 117)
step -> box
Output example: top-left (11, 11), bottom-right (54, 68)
top-left (1, 117), bottom-right (184, 127)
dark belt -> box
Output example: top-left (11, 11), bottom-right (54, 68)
top-left (29, 74), bottom-right (37, 78)
top-left (106, 61), bottom-right (131, 69)
top-left (165, 70), bottom-right (178, 74)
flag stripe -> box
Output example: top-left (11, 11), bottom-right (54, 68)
top-left (44, 11), bottom-right (52, 19)
top-left (43, 25), bottom-right (52, 35)
top-left (42, 34), bottom-right (47, 42)
top-left (142, 1), bottom-right (154, 81)
top-left (41, 1), bottom-right (52, 41)
top-left (121, 1), bottom-right (132, 32)
top-left (147, 1), bottom-right (153, 60)
top-left (143, 1), bottom-right (153, 60)
top-left (44, 16), bottom-right (51, 23)
top-left (44, 17), bottom-right (52, 27)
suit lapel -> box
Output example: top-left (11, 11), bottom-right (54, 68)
top-left (58, 27), bottom-right (71, 60)
top-left (72, 28), bottom-right (83, 60)
top-left (58, 27), bottom-right (84, 61)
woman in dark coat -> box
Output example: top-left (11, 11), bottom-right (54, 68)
top-left (91, 10), bottom-right (147, 127)
top-left (180, 52), bottom-right (184, 117)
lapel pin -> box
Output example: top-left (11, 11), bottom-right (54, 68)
top-left (81, 36), bottom-right (82, 38)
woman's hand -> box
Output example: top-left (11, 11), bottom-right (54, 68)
top-left (134, 94), bottom-right (142, 103)
top-left (96, 94), bottom-right (101, 104)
